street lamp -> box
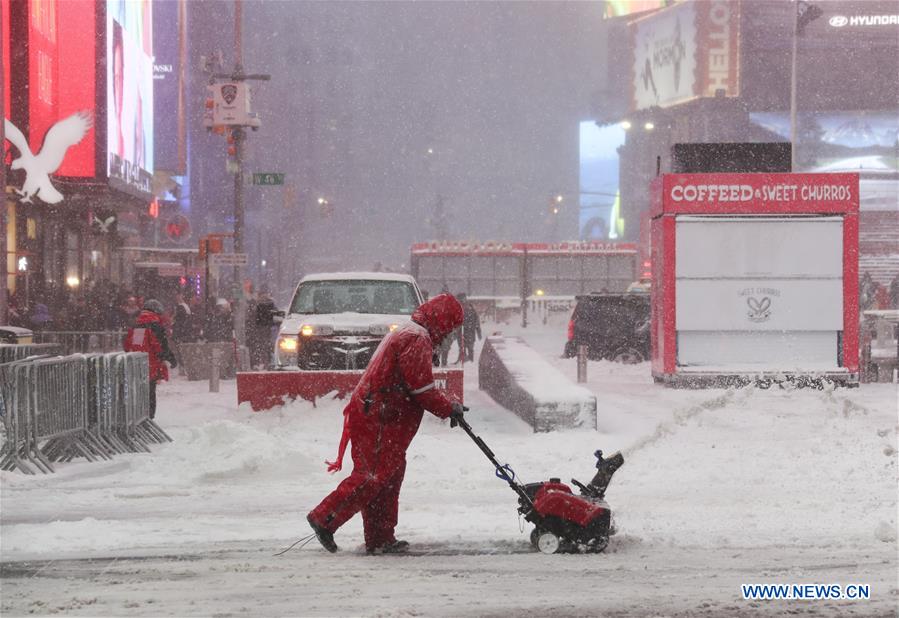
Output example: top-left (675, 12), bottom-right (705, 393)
top-left (550, 194), bottom-right (563, 215)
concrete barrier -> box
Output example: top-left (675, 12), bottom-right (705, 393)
top-left (478, 336), bottom-right (596, 432)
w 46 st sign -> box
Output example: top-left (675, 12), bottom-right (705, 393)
top-left (252, 173), bottom-right (284, 186)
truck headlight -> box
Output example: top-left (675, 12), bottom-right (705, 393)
top-left (276, 335), bottom-right (299, 365)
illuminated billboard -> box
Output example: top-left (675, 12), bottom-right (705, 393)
top-left (749, 112), bottom-right (899, 173)
top-left (630, 0), bottom-right (740, 112)
top-left (153, 0), bottom-right (186, 174)
top-left (106, 0), bottom-right (154, 195)
top-left (19, 0), bottom-right (96, 178)
top-left (579, 121), bottom-right (626, 240)
top-left (604, 0), bottom-right (671, 19)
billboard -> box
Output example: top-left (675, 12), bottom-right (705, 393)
top-left (106, 0), bottom-right (154, 195)
top-left (12, 0), bottom-right (97, 178)
top-left (749, 112), bottom-right (899, 174)
top-left (579, 121), bottom-right (626, 240)
top-left (153, 0), bottom-right (186, 174)
top-left (630, 0), bottom-right (740, 112)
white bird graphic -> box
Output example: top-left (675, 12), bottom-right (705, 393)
top-left (94, 215), bottom-right (116, 234)
top-left (4, 111), bottom-right (92, 204)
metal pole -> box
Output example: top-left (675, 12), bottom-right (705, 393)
top-left (210, 347), bottom-right (221, 392)
top-left (789, 7), bottom-right (798, 172)
top-left (233, 128), bottom-right (246, 350)
top-left (577, 345), bottom-right (588, 383)
top-left (232, 0), bottom-right (246, 351)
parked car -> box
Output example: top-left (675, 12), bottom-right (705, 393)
top-left (275, 272), bottom-right (425, 370)
top-left (563, 293), bottom-right (650, 363)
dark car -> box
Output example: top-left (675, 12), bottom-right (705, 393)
top-left (563, 293), bottom-right (650, 363)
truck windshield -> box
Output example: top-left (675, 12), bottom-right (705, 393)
top-left (290, 280), bottom-right (419, 315)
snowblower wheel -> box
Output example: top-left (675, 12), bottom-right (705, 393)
top-left (536, 531), bottom-right (561, 554)
top-left (586, 535), bottom-right (609, 553)
top-left (530, 528), bottom-right (541, 548)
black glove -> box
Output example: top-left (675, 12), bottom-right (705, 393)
top-left (168, 357), bottom-right (178, 368)
top-left (449, 402), bottom-right (468, 428)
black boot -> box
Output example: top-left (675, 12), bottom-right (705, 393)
top-left (367, 539), bottom-right (409, 555)
top-left (307, 515), bottom-right (338, 553)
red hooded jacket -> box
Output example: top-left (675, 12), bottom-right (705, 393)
top-left (123, 310), bottom-right (175, 381)
top-left (338, 293), bottom-right (463, 464)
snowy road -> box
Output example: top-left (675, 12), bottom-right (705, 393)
top-left (2, 320), bottom-right (897, 616)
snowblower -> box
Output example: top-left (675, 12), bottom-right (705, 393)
top-left (457, 416), bottom-right (623, 554)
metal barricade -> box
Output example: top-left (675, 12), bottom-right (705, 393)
top-left (0, 343), bottom-right (62, 364)
top-left (32, 331), bottom-right (126, 355)
top-left (0, 360), bottom-right (51, 474)
top-left (0, 351), bottom-right (171, 474)
top-left (32, 356), bottom-right (113, 464)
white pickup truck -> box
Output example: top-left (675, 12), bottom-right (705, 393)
top-left (274, 272), bottom-right (426, 370)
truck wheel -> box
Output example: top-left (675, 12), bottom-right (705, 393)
top-left (613, 347), bottom-right (644, 364)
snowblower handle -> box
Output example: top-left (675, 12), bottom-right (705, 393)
top-left (457, 417), bottom-right (535, 508)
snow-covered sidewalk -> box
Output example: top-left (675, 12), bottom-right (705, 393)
top-left (1, 320), bottom-right (897, 616)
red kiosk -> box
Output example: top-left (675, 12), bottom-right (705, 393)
top-left (650, 173), bottom-right (859, 386)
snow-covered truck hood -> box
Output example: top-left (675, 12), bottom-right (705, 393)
top-left (279, 312), bottom-right (414, 336)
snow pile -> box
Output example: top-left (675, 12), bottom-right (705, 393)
top-left (1, 318), bottom-right (896, 616)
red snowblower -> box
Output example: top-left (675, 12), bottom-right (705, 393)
top-left (457, 416), bottom-right (623, 554)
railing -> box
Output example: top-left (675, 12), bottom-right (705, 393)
top-left (32, 331), bottom-right (126, 356)
top-left (0, 351), bottom-right (171, 474)
top-left (0, 343), bottom-right (62, 364)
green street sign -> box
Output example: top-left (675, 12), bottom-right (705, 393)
top-left (252, 173), bottom-right (285, 186)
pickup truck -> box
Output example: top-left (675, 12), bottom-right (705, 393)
top-left (274, 272), bottom-right (425, 370)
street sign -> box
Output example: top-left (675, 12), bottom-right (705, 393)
top-left (209, 253), bottom-right (249, 266)
top-left (252, 173), bottom-right (285, 186)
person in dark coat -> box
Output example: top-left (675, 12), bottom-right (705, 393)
top-left (123, 299), bottom-right (176, 419)
top-left (248, 285), bottom-right (281, 369)
top-left (307, 293), bottom-right (465, 554)
top-left (456, 293), bottom-right (482, 362)
top-left (204, 298), bottom-right (234, 342)
top-left (171, 293), bottom-right (196, 343)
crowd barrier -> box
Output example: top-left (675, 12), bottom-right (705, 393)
top-left (33, 330), bottom-right (126, 356)
top-left (0, 342), bottom-right (63, 363)
top-left (0, 351), bottom-right (171, 474)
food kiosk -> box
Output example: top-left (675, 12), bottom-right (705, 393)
top-left (650, 173), bottom-right (859, 386)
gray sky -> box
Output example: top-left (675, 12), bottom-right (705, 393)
top-left (239, 1), bottom-right (605, 271)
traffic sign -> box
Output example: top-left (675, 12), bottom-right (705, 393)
top-left (208, 253), bottom-right (249, 266)
top-left (252, 173), bottom-right (285, 186)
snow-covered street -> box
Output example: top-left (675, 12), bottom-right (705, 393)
top-left (2, 321), bottom-right (897, 617)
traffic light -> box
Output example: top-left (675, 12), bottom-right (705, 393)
top-left (165, 215), bottom-right (192, 242)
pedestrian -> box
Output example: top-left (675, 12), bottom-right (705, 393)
top-left (204, 298), bottom-right (234, 342)
top-left (248, 285), bottom-right (281, 369)
top-left (306, 293), bottom-right (466, 554)
top-left (123, 299), bottom-right (176, 420)
top-left (456, 293), bottom-right (482, 362)
top-left (890, 274), bottom-right (899, 310)
top-left (171, 292), bottom-right (196, 343)
top-left (29, 302), bottom-right (51, 331)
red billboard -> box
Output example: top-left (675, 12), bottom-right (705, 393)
top-left (2, 0), bottom-right (9, 123)
top-left (25, 0), bottom-right (96, 178)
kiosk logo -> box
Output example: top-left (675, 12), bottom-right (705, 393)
top-left (746, 297), bottom-right (772, 323)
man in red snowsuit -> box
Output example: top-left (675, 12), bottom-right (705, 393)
top-left (123, 300), bottom-right (176, 419)
top-left (307, 293), bottom-right (465, 554)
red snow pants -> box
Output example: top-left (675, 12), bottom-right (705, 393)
top-left (308, 411), bottom-right (417, 550)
